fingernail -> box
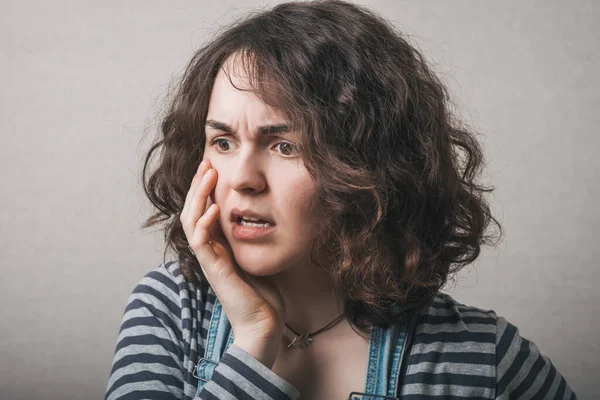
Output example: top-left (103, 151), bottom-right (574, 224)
top-left (198, 160), bottom-right (205, 172)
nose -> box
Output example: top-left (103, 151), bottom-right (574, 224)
top-left (227, 150), bottom-right (267, 194)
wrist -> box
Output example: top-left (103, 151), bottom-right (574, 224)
top-left (233, 335), bottom-right (280, 370)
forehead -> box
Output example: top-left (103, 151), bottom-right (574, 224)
top-left (208, 55), bottom-right (288, 123)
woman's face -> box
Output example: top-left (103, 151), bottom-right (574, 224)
top-left (203, 56), bottom-right (319, 276)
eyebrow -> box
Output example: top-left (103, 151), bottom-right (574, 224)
top-left (205, 119), bottom-right (291, 136)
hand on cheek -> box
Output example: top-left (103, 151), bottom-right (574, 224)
top-left (201, 156), bottom-right (216, 206)
top-left (201, 158), bottom-right (225, 243)
top-left (181, 157), bottom-right (285, 366)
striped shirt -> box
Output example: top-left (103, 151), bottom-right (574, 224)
top-left (105, 261), bottom-right (577, 399)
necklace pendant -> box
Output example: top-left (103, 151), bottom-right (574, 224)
top-left (287, 333), bottom-right (313, 349)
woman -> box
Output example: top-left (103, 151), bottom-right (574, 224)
top-left (106, 1), bottom-right (577, 399)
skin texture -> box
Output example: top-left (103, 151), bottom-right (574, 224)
top-left (204, 62), bottom-right (317, 278)
top-left (180, 54), bottom-right (351, 369)
top-left (203, 54), bottom-right (346, 337)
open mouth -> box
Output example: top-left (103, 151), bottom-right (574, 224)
top-left (230, 208), bottom-right (276, 239)
top-left (232, 216), bottom-right (276, 240)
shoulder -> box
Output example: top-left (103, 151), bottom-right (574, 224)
top-left (402, 293), bottom-right (577, 399)
top-left (126, 262), bottom-right (184, 316)
top-left (134, 259), bottom-right (193, 295)
top-left (401, 293), bottom-right (497, 397)
top-left (409, 291), bottom-right (498, 366)
top-left (416, 291), bottom-right (498, 336)
top-left (107, 261), bottom-right (211, 400)
top-left (129, 260), bottom-right (208, 307)
top-left (123, 260), bottom-right (212, 340)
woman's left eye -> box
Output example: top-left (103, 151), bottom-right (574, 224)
top-left (274, 142), bottom-right (298, 157)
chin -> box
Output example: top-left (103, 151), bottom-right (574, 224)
top-left (237, 260), bottom-right (284, 277)
top-left (232, 247), bottom-right (287, 277)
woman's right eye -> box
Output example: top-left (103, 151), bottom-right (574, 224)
top-left (211, 138), bottom-right (235, 153)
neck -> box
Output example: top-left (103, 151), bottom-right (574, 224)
top-left (271, 258), bottom-right (345, 336)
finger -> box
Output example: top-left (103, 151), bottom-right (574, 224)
top-left (186, 167), bottom-right (216, 229)
top-left (181, 160), bottom-right (210, 219)
top-left (203, 172), bottom-right (227, 244)
top-left (190, 203), bottom-right (221, 267)
top-left (181, 168), bottom-right (216, 237)
top-left (181, 160), bottom-right (211, 218)
top-left (191, 205), bottom-right (253, 309)
top-left (189, 204), bottom-right (280, 334)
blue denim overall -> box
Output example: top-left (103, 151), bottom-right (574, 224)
top-left (194, 294), bottom-right (415, 400)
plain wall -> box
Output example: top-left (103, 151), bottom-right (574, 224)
top-left (1, 0), bottom-right (598, 398)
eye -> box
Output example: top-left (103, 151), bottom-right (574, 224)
top-left (211, 138), bottom-right (235, 153)
top-left (273, 142), bottom-right (298, 157)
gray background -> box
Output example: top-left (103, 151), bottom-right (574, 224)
top-left (1, 0), bottom-right (598, 399)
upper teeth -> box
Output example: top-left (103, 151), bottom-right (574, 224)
top-left (242, 217), bottom-right (262, 222)
top-left (240, 218), bottom-right (272, 227)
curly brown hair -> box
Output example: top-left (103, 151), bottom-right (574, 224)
top-left (141, 0), bottom-right (502, 334)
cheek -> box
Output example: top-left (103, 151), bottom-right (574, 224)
top-left (283, 179), bottom-right (318, 229)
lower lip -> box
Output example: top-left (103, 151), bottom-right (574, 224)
top-left (232, 221), bottom-right (276, 240)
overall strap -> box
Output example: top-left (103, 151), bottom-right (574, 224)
top-left (350, 314), bottom-right (417, 400)
top-left (390, 312), bottom-right (419, 397)
top-left (194, 294), bottom-right (235, 395)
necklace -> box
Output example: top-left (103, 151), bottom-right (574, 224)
top-left (284, 312), bottom-right (345, 349)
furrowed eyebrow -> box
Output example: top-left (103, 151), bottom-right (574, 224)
top-left (258, 124), bottom-right (290, 135)
top-left (205, 119), bottom-right (291, 136)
